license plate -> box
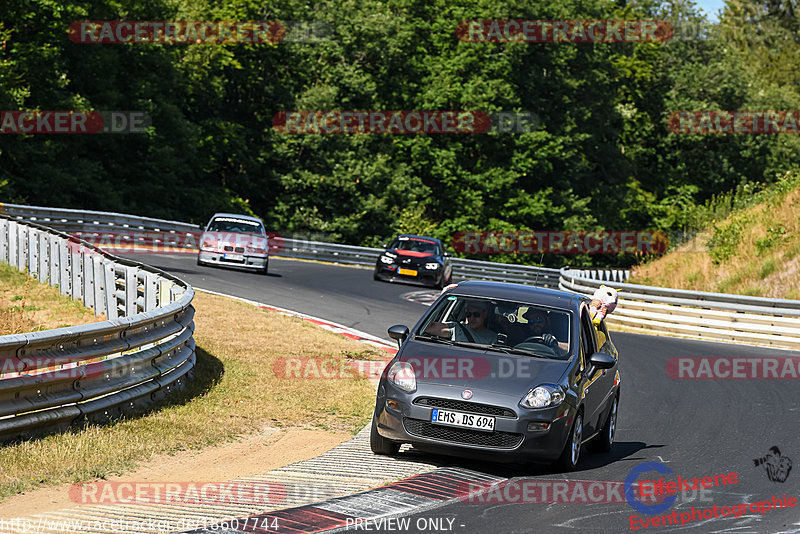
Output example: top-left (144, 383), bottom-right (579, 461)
top-left (398, 268), bottom-right (417, 276)
top-left (223, 253), bottom-right (244, 262)
top-left (431, 409), bottom-right (495, 432)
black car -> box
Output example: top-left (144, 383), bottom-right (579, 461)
top-left (374, 234), bottom-right (453, 288)
top-left (370, 281), bottom-right (620, 471)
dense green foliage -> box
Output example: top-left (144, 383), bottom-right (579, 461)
top-left (1, 0), bottom-right (799, 268)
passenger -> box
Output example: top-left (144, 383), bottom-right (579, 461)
top-left (424, 300), bottom-right (499, 344)
top-left (520, 308), bottom-right (569, 355)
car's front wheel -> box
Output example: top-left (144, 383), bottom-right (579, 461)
top-left (370, 418), bottom-right (400, 455)
top-left (590, 395), bottom-right (618, 452)
top-left (555, 411), bottom-right (583, 472)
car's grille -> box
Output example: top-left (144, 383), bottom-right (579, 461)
top-left (414, 397), bottom-right (517, 418)
top-left (223, 246), bottom-right (233, 251)
top-left (234, 246), bottom-right (245, 253)
top-left (403, 418), bottom-right (523, 449)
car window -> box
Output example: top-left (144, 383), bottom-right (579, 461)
top-left (580, 308), bottom-right (597, 365)
top-left (206, 217), bottom-right (264, 234)
top-left (417, 295), bottom-right (572, 357)
top-left (389, 237), bottom-right (439, 255)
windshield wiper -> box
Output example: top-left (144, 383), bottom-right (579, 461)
top-left (414, 334), bottom-right (456, 345)
top-left (413, 335), bottom-right (491, 351)
top-left (487, 344), bottom-right (549, 358)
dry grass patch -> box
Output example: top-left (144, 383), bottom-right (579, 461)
top-left (0, 263), bottom-right (101, 334)
top-left (0, 291), bottom-right (383, 502)
top-left (632, 185), bottom-right (800, 298)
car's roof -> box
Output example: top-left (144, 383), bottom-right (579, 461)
top-left (394, 234), bottom-right (442, 245)
top-left (208, 213), bottom-right (264, 224)
top-left (445, 280), bottom-right (583, 310)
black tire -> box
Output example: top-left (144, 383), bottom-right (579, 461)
top-left (260, 259), bottom-right (269, 275)
top-left (555, 411), bottom-right (583, 472)
top-left (370, 418), bottom-right (400, 455)
top-left (590, 395), bottom-right (618, 453)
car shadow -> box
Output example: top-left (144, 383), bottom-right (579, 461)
top-left (385, 441), bottom-right (653, 479)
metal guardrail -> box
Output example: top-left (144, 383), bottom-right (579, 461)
top-left (559, 269), bottom-right (800, 350)
top-left (275, 239), bottom-right (563, 287)
top-left (0, 216), bottom-right (195, 442)
top-left (5, 203), bottom-right (799, 350)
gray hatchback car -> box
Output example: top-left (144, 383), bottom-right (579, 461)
top-left (371, 281), bottom-right (620, 471)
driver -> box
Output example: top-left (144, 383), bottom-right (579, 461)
top-left (424, 300), bottom-right (498, 344)
top-left (521, 308), bottom-right (568, 354)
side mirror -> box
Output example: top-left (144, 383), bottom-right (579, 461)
top-left (443, 251), bottom-right (452, 257)
top-left (388, 324), bottom-right (410, 349)
top-left (199, 224), bottom-right (206, 230)
top-left (381, 243), bottom-right (388, 249)
top-left (586, 352), bottom-right (616, 376)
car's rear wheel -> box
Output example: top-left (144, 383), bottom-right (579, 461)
top-left (555, 411), bottom-right (583, 472)
top-left (370, 418), bottom-right (400, 455)
top-left (590, 395), bottom-right (617, 452)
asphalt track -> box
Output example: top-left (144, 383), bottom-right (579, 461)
top-left (129, 253), bottom-right (800, 534)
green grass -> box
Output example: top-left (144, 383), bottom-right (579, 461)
top-left (0, 291), bottom-right (381, 502)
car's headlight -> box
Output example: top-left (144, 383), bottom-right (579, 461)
top-left (520, 384), bottom-right (565, 409)
top-left (201, 240), bottom-right (215, 251)
top-left (380, 255), bottom-right (395, 264)
top-left (387, 361), bottom-right (416, 393)
top-left (425, 262), bottom-right (440, 270)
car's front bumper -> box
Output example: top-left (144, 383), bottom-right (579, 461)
top-left (374, 264), bottom-right (441, 286)
top-left (373, 381), bottom-right (574, 463)
top-left (198, 251), bottom-right (268, 270)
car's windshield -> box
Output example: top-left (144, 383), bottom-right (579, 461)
top-left (389, 237), bottom-right (439, 255)
top-left (206, 217), bottom-right (264, 234)
top-left (417, 295), bottom-right (572, 359)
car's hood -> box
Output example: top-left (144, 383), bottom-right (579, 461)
top-left (200, 231), bottom-right (267, 251)
top-left (392, 249), bottom-right (433, 258)
top-left (398, 339), bottom-right (568, 396)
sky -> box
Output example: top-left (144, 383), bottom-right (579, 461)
top-left (693, 0), bottom-right (728, 21)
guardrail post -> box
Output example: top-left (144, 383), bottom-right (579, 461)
top-left (159, 279), bottom-right (173, 306)
top-left (59, 237), bottom-right (70, 296)
top-left (144, 272), bottom-right (158, 312)
top-left (16, 223), bottom-right (26, 271)
top-left (28, 227), bottom-right (38, 279)
top-left (7, 221), bottom-right (16, 268)
top-left (92, 255), bottom-right (104, 316)
top-left (125, 266), bottom-right (137, 317)
top-left (38, 231), bottom-right (48, 284)
top-left (0, 219), bottom-right (7, 262)
top-left (48, 235), bottom-right (59, 289)
top-left (104, 261), bottom-right (117, 320)
top-left (83, 250), bottom-right (95, 310)
top-left (70, 248), bottom-right (83, 302)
